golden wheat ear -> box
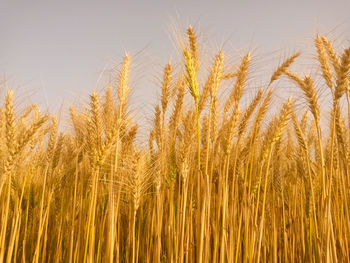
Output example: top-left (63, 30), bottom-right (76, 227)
top-left (161, 63), bottom-right (172, 115)
top-left (198, 50), bottom-right (224, 114)
top-left (224, 52), bottom-right (251, 114)
top-left (183, 48), bottom-right (199, 100)
top-left (46, 116), bottom-right (58, 162)
top-left (315, 34), bottom-right (334, 90)
top-left (261, 97), bottom-right (293, 160)
top-left (117, 53), bottom-right (131, 109)
top-left (5, 91), bottom-right (16, 155)
top-left (268, 52), bottom-right (300, 87)
top-left (237, 89), bottom-right (263, 137)
top-left (169, 74), bottom-right (186, 135)
top-left (321, 36), bottom-right (341, 74)
top-left (210, 50), bottom-right (224, 99)
top-left (4, 90), bottom-right (16, 175)
top-left (187, 25), bottom-right (199, 72)
top-left (335, 47), bottom-right (350, 101)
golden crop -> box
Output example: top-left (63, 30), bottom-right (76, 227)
top-left (0, 26), bottom-right (350, 262)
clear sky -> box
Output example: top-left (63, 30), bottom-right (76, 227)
top-left (1, 0), bottom-right (350, 113)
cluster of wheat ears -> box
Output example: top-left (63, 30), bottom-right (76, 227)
top-left (0, 26), bottom-right (350, 262)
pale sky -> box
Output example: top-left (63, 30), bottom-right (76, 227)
top-left (1, 0), bottom-right (350, 112)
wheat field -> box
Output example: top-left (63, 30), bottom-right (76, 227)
top-left (1, 27), bottom-right (350, 262)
